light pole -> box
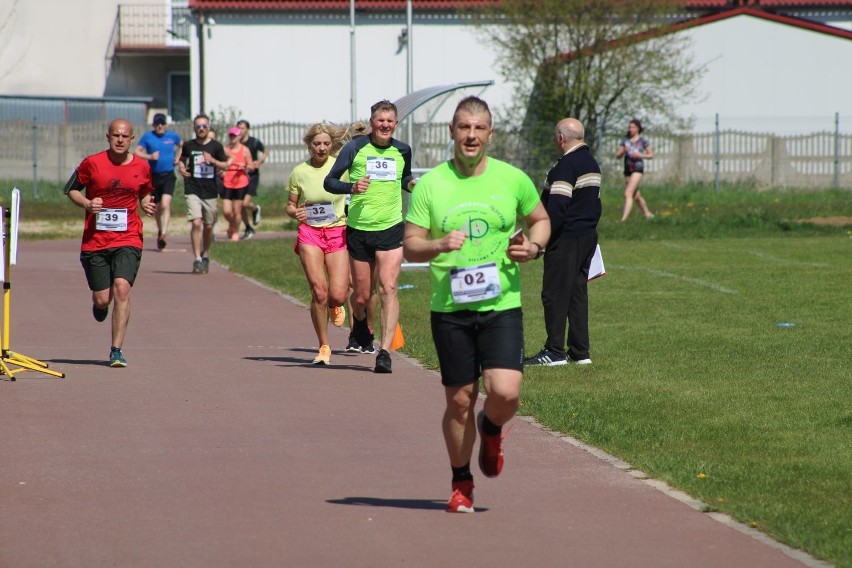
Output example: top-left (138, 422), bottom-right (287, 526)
top-left (350, 0), bottom-right (357, 122)
top-left (405, 0), bottom-right (413, 146)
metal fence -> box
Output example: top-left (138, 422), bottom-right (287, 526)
top-left (2, 117), bottom-right (851, 197)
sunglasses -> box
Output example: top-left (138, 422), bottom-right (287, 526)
top-left (194, 123), bottom-right (210, 129)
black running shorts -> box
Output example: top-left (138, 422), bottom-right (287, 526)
top-left (430, 308), bottom-right (524, 387)
top-left (152, 171), bottom-right (176, 202)
top-left (346, 222), bottom-right (404, 263)
top-left (80, 246), bottom-right (142, 292)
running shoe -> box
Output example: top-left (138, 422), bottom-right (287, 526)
top-left (109, 348), bottom-right (127, 368)
top-left (447, 480), bottom-right (475, 513)
top-left (345, 335), bottom-right (361, 353)
top-left (523, 348), bottom-right (567, 366)
top-left (330, 305), bottom-right (346, 328)
top-left (351, 316), bottom-right (372, 347)
top-left (253, 204), bottom-right (262, 226)
top-left (360, 342), bottom-right (376, 355)
top-left (477, 411), bottom-right (504, 478)
top-left (312, 344), bottom-right (331, 365)
top-left (201, 257), bottom-right (210, 274)
top-left (157, 234), bottom-right (167, 250)
top-left (568, 356), bottom-right (593, 365)
top-left (374, 349), bottom-right (392, 374)
top-left (92, 303), bottom-right (109, 322)
top-left (192, 259), bottom-right (204, 274)
top-left (241, 226), bottom-right (255, 240)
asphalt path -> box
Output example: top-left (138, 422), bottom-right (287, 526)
top-left (0, 236), bottom-right (824, 567)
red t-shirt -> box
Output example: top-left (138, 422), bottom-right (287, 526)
top-left (74, 151), bottom-right (152, 252)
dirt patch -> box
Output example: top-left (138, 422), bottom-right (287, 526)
top-left (797, 216), bottom-right (852, 226)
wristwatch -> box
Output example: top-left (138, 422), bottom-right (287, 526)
top-left (532, 242), bottom-right (545, 259)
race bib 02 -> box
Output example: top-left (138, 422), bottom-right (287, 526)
top-left (450, 262), bottom-right (501, 304)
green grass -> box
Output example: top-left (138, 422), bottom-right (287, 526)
top-left (209, 185), bottom-right (851, 568)
top-left (9, 178), bottom-right (852, 565)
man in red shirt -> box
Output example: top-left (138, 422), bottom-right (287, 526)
top-left (64, 118), bottom-right (156, 368)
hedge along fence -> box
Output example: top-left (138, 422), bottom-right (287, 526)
top-left (3, 119), bottom-right (850, 195)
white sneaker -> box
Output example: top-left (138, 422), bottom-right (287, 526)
top-left (570, 357), bottom-right (592, 365)
top-left (253, 204), bottom-right (262, 226)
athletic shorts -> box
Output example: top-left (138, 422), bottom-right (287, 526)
top-left (245, 175), bottom-right (259, 197)
top-left (624, 160), bottom-right (644, 177)
top-left (151, 171), bottom-right (176, 202)
top-left (430, 308), bottom-right (524, 387)
top-left (186, 193), bottom-right (218, 225)
top-left (223, 186), bottom-right (248, 201)
top-left (346, 222), bottom-right (404, 263)
top-left (295, 223), bottom-right (347, 255)
top-left (80, 246), bottom-right (142, 292)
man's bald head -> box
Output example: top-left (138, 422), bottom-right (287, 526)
top-left (556, 118), bottom-right (584, 142)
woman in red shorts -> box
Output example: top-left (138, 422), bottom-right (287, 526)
top-left (286, 123), bottom-right (350, 365)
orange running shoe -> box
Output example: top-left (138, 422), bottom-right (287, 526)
top-left (312, 344), bottom-right (331, 365)
top-left (447, 480), bottom-right (475, 513)
top-left (329, 305), bottom-right (346, 327)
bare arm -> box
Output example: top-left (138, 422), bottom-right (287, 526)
top-left (506, 202), bottom-right (551, 262)
top-left (403, 223), bottom-right (467, 264)
top-left (285, 191), bottom-right (307, 224)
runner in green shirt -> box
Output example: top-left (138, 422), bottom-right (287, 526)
top-left (404, 96), bottom-right (550, 513)
top-left (324, 100), bottom-right (416, 374)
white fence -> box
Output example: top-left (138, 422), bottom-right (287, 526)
top-left (2, 119), bottom-right (850, 191)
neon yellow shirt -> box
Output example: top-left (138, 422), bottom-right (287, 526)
top-left (406, 158), bottom-right (540, 312)
top-left (288, 158), bottom-right (347, 228)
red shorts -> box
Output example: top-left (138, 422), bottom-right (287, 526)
top-left (294, 224), bottom-right (347, 255)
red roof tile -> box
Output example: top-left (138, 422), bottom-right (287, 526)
top-left (686, 0), bottom-right (852, 6)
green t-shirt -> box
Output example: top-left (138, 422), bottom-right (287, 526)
top-left (324, 135), bottom-right (414, 231)
top-left (406, 157), bottom-right (540, 313)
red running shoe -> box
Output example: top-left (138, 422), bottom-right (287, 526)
top-left (477, 411), bottom-right (504, 478)
top-left (447, 480), bottom-right (475, 513)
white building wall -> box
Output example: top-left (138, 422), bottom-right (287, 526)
top-left (681, 14), bottom-right (852, 133)
top-left (194, 13), bottom-right (510, 125)
top-left (0, 0), bottom-right (156, 98)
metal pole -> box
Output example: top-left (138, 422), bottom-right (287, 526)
top-left (32, 117), bottom-right (39, 199)
top-left (350, 0), bottom-right (357, 122)
top-left (406, 0), bottom-right (414, 147)
top-left (714, 113), bottom-right (720, 193)
top-left (833, 112), bottom-right (840, 189)
top-left (197, 12), bottom-right (206, 112)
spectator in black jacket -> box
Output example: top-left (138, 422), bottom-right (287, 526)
top-left (524, 118), bottom-right (601, 366)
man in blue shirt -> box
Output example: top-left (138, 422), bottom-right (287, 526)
top-left (135, 113), bottom-right (182, 250)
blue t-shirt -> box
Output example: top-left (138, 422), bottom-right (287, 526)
top-left (138, 130), bottom-right (182, 175)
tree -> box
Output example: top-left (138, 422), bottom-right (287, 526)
top-left (465, 0), bottom-right (705, 169)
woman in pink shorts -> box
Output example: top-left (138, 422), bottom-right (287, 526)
top-left (286, 123), bottom-right (350, 365)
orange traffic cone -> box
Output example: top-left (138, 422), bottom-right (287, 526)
top-left (390, 322), bottom-right (405, 351)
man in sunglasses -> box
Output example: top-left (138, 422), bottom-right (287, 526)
top-left (178, 113), bottom-right (231, 274)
